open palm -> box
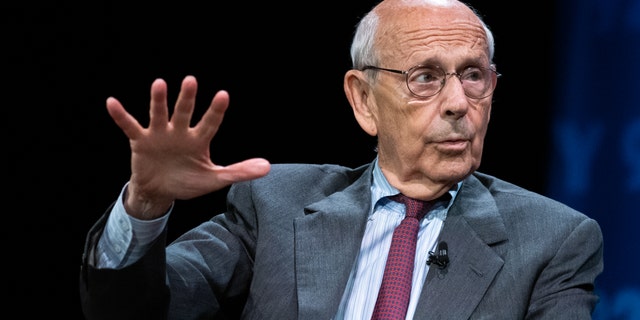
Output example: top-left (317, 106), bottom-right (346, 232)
top-left (106, 75), bottom-right (270, 219)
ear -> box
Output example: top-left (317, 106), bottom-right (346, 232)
top-left (343, 69), bottom-right (378, 136)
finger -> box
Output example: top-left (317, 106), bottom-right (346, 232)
top-left (195, 90), bottom-right (230, 140)
top-left (212, 158), bottom-right (271, 186)
top-left (171, 75), bottom-right (198, 130)
top-left (106, 97), bottom-right (144, 140)
top-left (149, 78), bottom-right (169, 129)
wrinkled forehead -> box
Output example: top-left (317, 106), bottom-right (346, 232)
top-left (375, 5), bottom-right (489, 63)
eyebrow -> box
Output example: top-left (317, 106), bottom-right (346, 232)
top-left (413, 56), bottom-right (489, 70)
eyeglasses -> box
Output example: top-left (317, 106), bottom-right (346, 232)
top-left (361, 64), bottom-right (501, 99)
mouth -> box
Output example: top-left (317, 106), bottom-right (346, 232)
top-left (435, 139), bottom-right (469, 152)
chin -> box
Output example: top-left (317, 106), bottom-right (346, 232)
top-left (432, 162), bottom-right (476, 181)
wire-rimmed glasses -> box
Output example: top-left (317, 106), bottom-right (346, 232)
top-left (361, 64), bottom-right (501, 99)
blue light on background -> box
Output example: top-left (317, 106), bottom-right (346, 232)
top-left (549, 0), bottom-right (640, 318)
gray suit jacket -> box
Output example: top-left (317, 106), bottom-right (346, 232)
top-left (79, 162), bottom-right (603, 319)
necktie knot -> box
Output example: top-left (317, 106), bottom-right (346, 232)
top-left (389, 194), bottom-right (432, 220)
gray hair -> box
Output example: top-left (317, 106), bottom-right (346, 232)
top-left (349, 1), bottom-right (495, 70)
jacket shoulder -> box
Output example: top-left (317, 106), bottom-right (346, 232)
top-left (229, 162), bottom-right (370, 198)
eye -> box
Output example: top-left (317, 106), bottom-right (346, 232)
top-left (409, 67), bottom-right (442, 84)
top-left (460, 67), bottom-right (485, 82)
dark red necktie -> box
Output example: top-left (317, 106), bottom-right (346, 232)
top-left (371, 194), bottom-right (432, 320)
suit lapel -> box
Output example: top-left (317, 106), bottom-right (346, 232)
top-left (294, 165), bottom-right (373, 320)
top-left (290, 168), bottom-right (507, 319)
top-left (414, 174), bottom-right (508, 319)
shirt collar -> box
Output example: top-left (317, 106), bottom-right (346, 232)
top-left (370, 156), bottom-right (461, 213)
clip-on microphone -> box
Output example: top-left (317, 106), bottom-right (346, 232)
top-left (427, 241), bottom-right (449, 269)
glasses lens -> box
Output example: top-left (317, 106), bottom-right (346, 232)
top-left (407, 66), bottom-right (444, 97)
top-left (459, 67), bottom-right (495, 99)
top-left (407, 66), bottom-right (497, 98)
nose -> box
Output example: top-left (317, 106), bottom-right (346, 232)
top-left (439, 73), bottom-right (469, 118)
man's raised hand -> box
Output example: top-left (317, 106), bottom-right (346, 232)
top-left (106, 75), bottom-right (270, 219)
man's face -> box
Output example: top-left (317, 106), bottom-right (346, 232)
top-left (366, 4), bottom-right (496, 196)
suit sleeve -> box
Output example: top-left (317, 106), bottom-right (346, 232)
top-left (79, 205), bottom-right (171, 320)
top-left (525, 217), bottom-right (604, 319)
top-left (79, 186), bottom-right (256, 319)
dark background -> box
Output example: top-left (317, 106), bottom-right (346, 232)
top-left (9, 1), bottom-right (556, 318)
